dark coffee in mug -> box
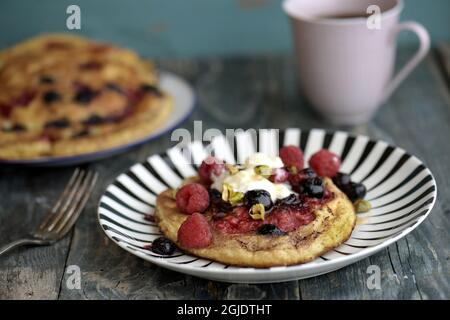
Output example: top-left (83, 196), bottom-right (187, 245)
top-left (317, 12), bottom-right (370, 19)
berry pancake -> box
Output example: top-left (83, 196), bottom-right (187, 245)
top-left (154, 150), bottom-right (359, 268)
top-left (156, 178), bottom-right (355, 267)
top-left (0, 34), bottom-right (173, 160)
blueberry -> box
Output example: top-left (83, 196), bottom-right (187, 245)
top-left (105, 83), bottom-right (123, 94)
top-left (212, 211), bottom-right (226, 220)
top-left (74, 87), bottom-right (98, 104)
top-left (342, 182), bottom-right (366, 202)
top-left (300, 177), bottom-right (324, 199)
top-left (82, 114), bottom-right (105, 125)
top-left (43, 90), bottom-right (61, 104)
top-left (40, 75), bottom-right (54, 84)
top-left (208, 188), bottom-right (222, 202)
top-left (278, 194), bottom-right (300, 205)
top-left (244, 189), bottom-right (273, 210)
top-left (44, 118), bottom-right (70, 129)
top-left (333, 172), bottom-right (351, 187)
top-left (150, 237), bottom-right (176, 255)
top-left (299, 168), bottom-right (317, 179)
top-left (140, 84), bottom-right (162, 97)
top-left (258, 224), bottom-right (286, 236)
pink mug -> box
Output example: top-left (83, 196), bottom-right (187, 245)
top-left (283, 0), bottom-right (430, 125)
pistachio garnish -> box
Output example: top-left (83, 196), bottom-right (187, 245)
top-left (249, 203), bottom-right (265, 220)
top-left (222, 183), bottom-right (233, 202)
top-left (254, 165), bottom-right (271, 178)
top-left (229, 191), bottom-right (244, 206)
top-left (288, 166), bottom-right (298, 174)
top-left (226, 164), bottom-right (239, 175)
top-left (354, 199), bottom-right (371, 213)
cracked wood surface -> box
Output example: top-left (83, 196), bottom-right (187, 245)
top-left (0, 48), bottom-right (449, 299)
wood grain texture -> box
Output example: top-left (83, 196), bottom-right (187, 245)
top-left (0, 48), bottom-right (449, 299)
top-left (0, 168), bottom-right (73, 299)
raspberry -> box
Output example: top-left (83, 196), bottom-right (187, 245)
top-left (269, 168), bottom-right (289, 183)
top-left (177, 213), bottom-right (213, 248)
top-left (279, 145), bottom-right (304, 170)
top-left (309, 149), bottom-right (341, 177)
top-left (175, 183), bottom-right (210, 214)
top-left (198, 156), bottom-right (225, 184)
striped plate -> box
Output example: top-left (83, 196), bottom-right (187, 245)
top-left (98, 128), bottom-right (437, 283)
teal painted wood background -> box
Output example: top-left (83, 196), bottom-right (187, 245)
top-left (0, 0), bottom-right (448, 57)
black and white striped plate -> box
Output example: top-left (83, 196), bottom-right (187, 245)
top-left (98, 128), bottom-right (437, 283)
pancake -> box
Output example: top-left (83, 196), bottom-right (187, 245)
top-left (155, 178), bottom-right (356, 267)
top-left (0, 34), bottom-right (173, 159)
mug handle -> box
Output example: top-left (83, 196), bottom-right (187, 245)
top-left (381, 21), bottom-right (430, 103)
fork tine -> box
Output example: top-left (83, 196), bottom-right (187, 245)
top-left (41, 170), bottom-right (86, 232)
top-left (38, 168), bottom-right (83, 231)
top-left (54, 171), bottom-right (98, 236)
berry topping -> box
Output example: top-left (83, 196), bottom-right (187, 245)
top-left (0, 103), bottom-right (13, 118)
top-left (269, 168), bottom-right (289, 183)
top-left (175, 183), bottom-right (210, 214)
top-left (279, 145), bottom-right (304, 170)
top-left (79, 61), bottom-right (103, 70)
top-left (309, 149), bottom-right (341, 177)
top-left (288, 167), bottom-right (317, 186)
top-left (150, 237), bottom-right (176, 255)
top-left (213, 206), bottom-right (261, 234)
top-left (299, 177), bottom-right (325, 199)
top-left (46, 41), bottom-right (69, 50)
top-left (177, 213), bottom-right (213, 248)
top-left (341, 182), bottom-right (367, 202)
top-left (44, 118), bottom-right (70, 129)
top-left (332, 172), bottom-right (351, 188)
top-left (266, 205), bottom-right (316, 232)
top-left (258, 224), bottom-right (286, 236)
top-left (43, 90), bottom-right (61, 104)
top-left (198, 156), bottom-right (225, 184)
top-left (12, 90), bottom-right (36, 106)
top-left (74, 86), bottom-right (99, 104)
top-left (243, 189), bottom-right (273, 211)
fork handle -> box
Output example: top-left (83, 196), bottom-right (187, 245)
top-left (0, 238), bottom-right (48, 257)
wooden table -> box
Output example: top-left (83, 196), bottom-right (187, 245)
top-left (1, 47), bottom-right (449, 300)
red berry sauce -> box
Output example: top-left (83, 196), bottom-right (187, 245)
top-left (211, 189), bottom-right (334, 234)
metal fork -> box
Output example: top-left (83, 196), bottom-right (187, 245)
top-left (0, 168), bottom-right (98, 257)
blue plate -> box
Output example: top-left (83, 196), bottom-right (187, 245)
top-left (0, 72), bottom-right (195, 167)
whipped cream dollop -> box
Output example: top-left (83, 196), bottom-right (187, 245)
top-left (211, 152), bottom-right (294, 201)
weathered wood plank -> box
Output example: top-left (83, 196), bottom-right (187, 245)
top-left (367, 53), bottom-right (450, 299)
top-left (0, 168), bottom-right (74, 299)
